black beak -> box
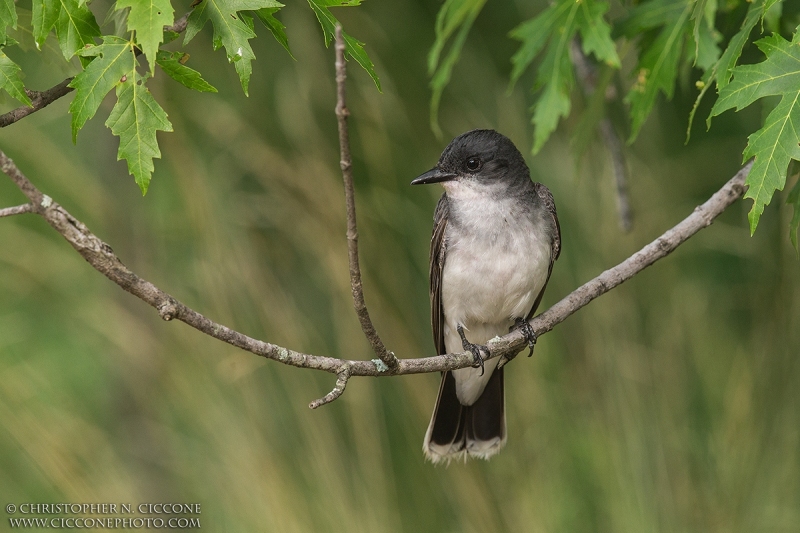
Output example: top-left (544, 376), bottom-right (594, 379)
top-left (411, 168), bottom-right (457, 185)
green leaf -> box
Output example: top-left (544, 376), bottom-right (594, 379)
top-left (427, 0), bottom-right (485, 136)
top-left (788, 175), bottom-right (800, 251)
top-left (185, 0), bottom-right (279, 95)
top-left (711, 34), bottom-right (800, 115)
top-left (624, 1), bottom-right (692, 142)
top-left (31, 0), bottom-right (59, 50)
top-left (307, 0), bottom-right (380, 90)
top-left (0, 0), bottom-right (18, 44)
top-left (687, 0), bottom-right (764, 139)
top-left (576, 1), bottom-right (619, 68)
top-left (162, 29), bottom-right (179, 44)
top-left (68, 36), bottom-right (134, 142)
top-left (0, 0), bottom-right (15, 42)
top-left (509, 0), bottom-right (619, 153)
top-left (105, 73), bottom-right (173, 194)
top-left (711, 31), bottom-right (800, 234)
top-left (115, 0), bottom-right (174, 73)
top-left (156, 50), bottom-right (217, 92)
top-left (763, 0), bottom-right (783, 34)
top-left (531, 1), bottom-right (580, 154)
top-left (0, 49), bottom-right (31, 105)
top-left (614, 0), bottom-right (686, 37)
top-left (690, 0), bottom-right (717, 66)
top-left (692, 17), bottom-right (721, 71)
top-left (255, 6), bottom-right (291, 56)
top-left (532, 38), bottom-right (575, 154)
top-left (717, 0), bottom-right (764, 91)
top-left (54, 0), bottom-right (101, 59)
top-left (508, 1), bottom-right (568, 86)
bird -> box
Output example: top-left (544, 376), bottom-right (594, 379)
top-left (411, 129), bottom-right (561, 463)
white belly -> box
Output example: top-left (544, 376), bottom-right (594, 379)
top-left (441, 199), bottom-right (551, 405)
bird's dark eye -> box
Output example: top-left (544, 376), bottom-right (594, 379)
top-left (466, 157), bottom-right (482, 171)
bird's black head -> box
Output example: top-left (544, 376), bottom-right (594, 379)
top-left (411, 129), bottom-right (530, 187)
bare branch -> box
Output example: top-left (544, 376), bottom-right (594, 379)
top-left (309, 366), bottom-right (351, 409)
top-left (570, 40), bottom-right (633, 232)
top-left (333, 24), bottom-right (399, 371)
top-left (165, 11), bottom-right (191, 34)
top-left (598, 119), bottom-right (633, 232)
top-left (0, 203), bottom-right (33, 218)
top-left (0, 78), bottom-right (74, 128)
top-left (0, 153), bottom-right (751, 406)
top-left (0, 11), bottom-right (194, 129)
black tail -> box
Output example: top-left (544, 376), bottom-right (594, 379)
top-left (423, 368), bottom-right (506, 463)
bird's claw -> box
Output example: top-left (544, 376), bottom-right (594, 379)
top-left (457, 324), bottom-right (488, 376)
top-left (514, 317), bottom-right (538, 357)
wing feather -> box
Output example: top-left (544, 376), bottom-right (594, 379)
top-left (430, 194), bottom-right (449, 355)
top-left (526, 183), bottom-right (561, 320)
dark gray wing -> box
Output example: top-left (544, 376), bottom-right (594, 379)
top-left (526, 182), bottom-right (561, 320)
top-left (430, 194), bottom-right (449, 355)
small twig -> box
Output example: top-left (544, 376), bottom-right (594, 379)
top-left (570, 39), bottom-right (633, 232)
top-left (309, 366), bottom-right (351, 409)
top-left (0, 78), bottom-right (74, 128)
top-left (333, 24), bottom-right (398, 371)
top-left (599, 119), bottom-right (633, 232)
top-left (0, 152), bottom-right (751, 406)
top-left (165, 11), bottom-right (191, 34)
top-left (0, 203), bottom-right (33, 217)
top-left (0, 11), bottom-right (194, 129)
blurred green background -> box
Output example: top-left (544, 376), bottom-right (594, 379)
top-left (1, 0), bottom-right (799, 531)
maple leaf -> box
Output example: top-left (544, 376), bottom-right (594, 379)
top-left (307, 0), bottom-right (380, 91)
top-left (426, 0), bottom-right (485, 136)
top-left (156, 50), bottom-right (217, 92)
top-left (68, 36), bottom-right (134, 142)
top-left (686, 0), bottom-right (766, 141)
top-left (620, 0), bottom-right (692, 142)
top-left (510, 0), bottom-right (619, 153)
top-left (0, 0), bottom-right (17, 44)
top-left (106, 73), bottom-right (173, 194)
top-left (184, 0), bottom-right (282, 95)
top-left (711, 30), bottom-right (800, 234)
top-left (0, 48), bottom-right (31, 106)
top-left (53, 0), bottom-right (101, 59)
top-left (115, 0), bottom-right (174, 73)
top-left (31, 0), bottom-right (60, 50)
top-left (255, 6), bottom-right (291, 57)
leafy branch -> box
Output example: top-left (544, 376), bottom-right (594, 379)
top-left (427, 0), bottom-right (800, 242)
top-left (0, 0), bottom-right (380, 194)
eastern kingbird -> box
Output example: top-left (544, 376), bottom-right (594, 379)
top-left (411, 129), bottom-right (561, 463)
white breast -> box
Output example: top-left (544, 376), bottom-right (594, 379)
top-left (440, 181), bottom-right (552, 405)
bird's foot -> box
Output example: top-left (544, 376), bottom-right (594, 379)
top-left (514, 317), bottom-right (538, 357)
top-left (457, 324), bottom-right (488, 376)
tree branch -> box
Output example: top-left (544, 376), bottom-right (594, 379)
top-left (0, 203), bottom-right (33, 217)
top-left (0, 78), bottom-right (74, 128)
top-left (309, 366), bottom-right (351, 409)
top-left (333, 24), bottom-right (399, 371)
top-left (0, 11), bottom-right (194, 129)
top-left (165, 11), bottom-right (191, 34)
top-left (570, 40), bottom-right (633, 232)
top-left (0, 145), bottom-right (751, 407)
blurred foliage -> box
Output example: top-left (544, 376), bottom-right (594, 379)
top-left (1, 0), bottom-right (800, 532)
top-left (0, 0), bottom-right (377, 193)
top-left (432, 0), bottom-right (800, 239)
